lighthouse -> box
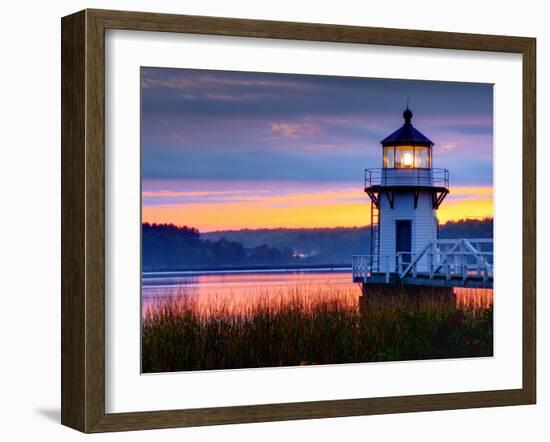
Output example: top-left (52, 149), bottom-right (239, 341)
top-left (353, 107), bottom-right (493, 288)
top-left (364, 107), bottom-right (449, 273)
top-left (366, 107), bottom-right (449, 273)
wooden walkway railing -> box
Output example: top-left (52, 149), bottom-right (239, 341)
top-left (352, 238), bottom-right (493, 287)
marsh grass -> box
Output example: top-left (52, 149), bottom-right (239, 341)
top-left (142, 286), bottom-right (493, 373)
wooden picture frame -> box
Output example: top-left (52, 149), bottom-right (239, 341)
top-left (61, 8), bottom-right (536, 433)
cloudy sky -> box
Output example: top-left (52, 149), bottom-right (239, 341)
top-left (141, 67), bottom-right (493, 231)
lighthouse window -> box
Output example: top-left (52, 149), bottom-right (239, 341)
top-left (383, 146), bottom-right (395, 168)
top-left (415, 148), bottom-right (422, 168)
top-left (414, 146), bottom-right (431, 168)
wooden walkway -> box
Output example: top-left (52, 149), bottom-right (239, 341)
top-left (352, 238), bottom-right (493, 289)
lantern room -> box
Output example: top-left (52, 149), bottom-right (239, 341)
top-left (381, 108), bottom-right (433, 169)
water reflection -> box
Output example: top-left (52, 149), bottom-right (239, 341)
top-left (142, 270), bottom-right (493, 318)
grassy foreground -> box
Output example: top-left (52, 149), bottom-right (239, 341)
top-left (142, 287), bottom-right (493, 373)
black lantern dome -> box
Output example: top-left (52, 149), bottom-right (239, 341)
top-left (381, 107), bottom-right (433, 147)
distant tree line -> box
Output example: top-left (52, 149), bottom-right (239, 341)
top-left (142, 223), bottom-right (293, 271)
top-left (143, 218), bottom-right (493, 271)
top-left (203, 226), bottom-right (370, 265)
top-left (439, 218), bottom-right (493, 239)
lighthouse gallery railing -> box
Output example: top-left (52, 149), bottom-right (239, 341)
top-left (364, 168), bottom-right (449, 189)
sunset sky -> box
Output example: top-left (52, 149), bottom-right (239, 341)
top-left (141, 68), bottom-right (493, 232)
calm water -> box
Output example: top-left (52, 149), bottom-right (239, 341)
top-left (142, 269), bottom-right (493, 316)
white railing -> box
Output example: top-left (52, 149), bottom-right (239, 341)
top-left (365, 168), bottom-right (449, 189)
top-left (352, 254), bottom-right (393, 283)
top-left (353, 238), bottom-right (493, 285)
top-left (399, 238), bottom-right (493, 283)
top-left (352, 255), bottom-right (373, 280)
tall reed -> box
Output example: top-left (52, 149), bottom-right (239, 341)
top-left (142, 286), bottom-right (493, 373)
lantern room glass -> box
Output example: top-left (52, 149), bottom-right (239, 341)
top-left (383, 145), bottom-right (431, 169)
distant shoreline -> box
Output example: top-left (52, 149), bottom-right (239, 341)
top-left (142, 265), bottom-right (352, 277)
top-left (143, 219), bottom-right (493, 274)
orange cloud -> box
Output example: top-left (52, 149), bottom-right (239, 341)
top-left (142, 189), bottom-right (269, 198)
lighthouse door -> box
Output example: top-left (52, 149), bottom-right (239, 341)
top-left (395, 220), bottom-right (412, 266)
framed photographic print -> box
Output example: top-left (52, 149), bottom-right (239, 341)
top-left (61, 9), bottom-right (536, 433)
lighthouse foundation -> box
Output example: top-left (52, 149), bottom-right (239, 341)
top-left (358, 283), bottom-right (456, 313)
top-left (360, 283), bottom-right (453, 298)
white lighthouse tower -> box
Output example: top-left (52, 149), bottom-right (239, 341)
top-left (365, 107), bottom-right (449, 274)
top-left (353, 107), bottom-right (493, 289)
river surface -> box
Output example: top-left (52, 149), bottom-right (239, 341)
top-left (142, 268), bottom-right (493, 316)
